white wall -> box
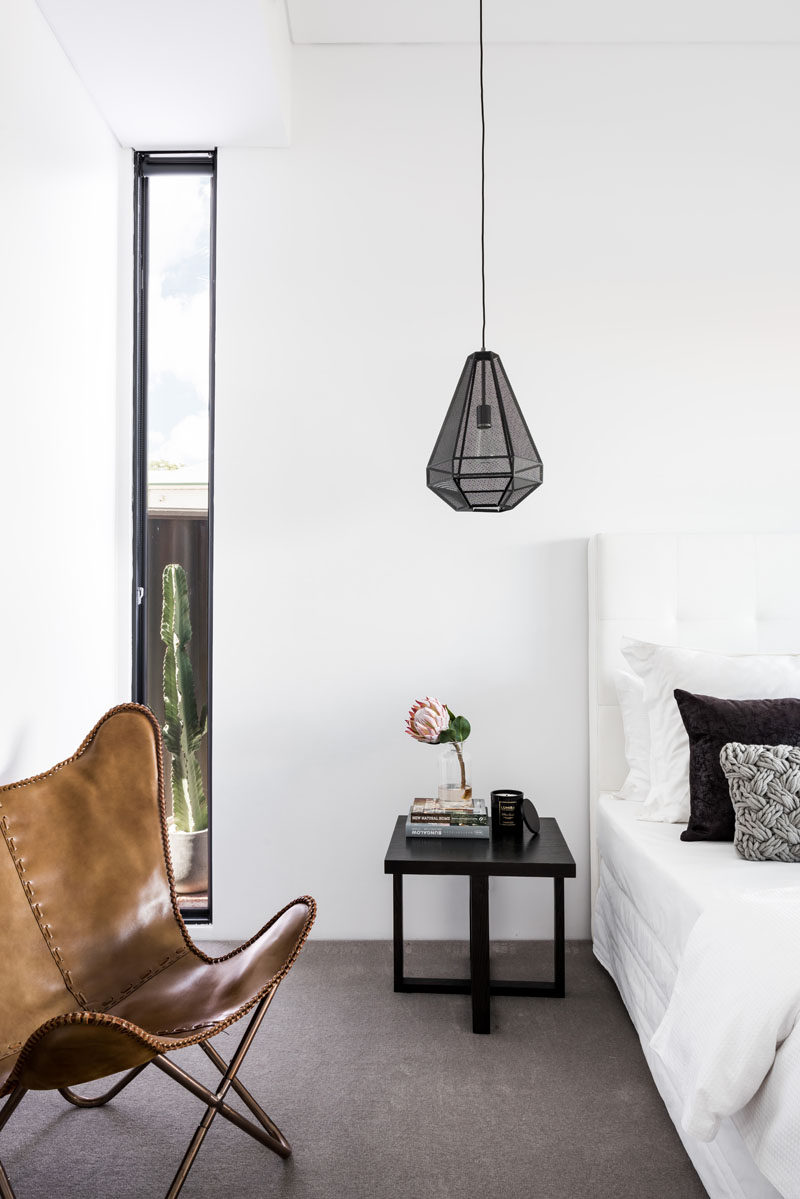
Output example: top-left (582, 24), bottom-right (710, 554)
top-left (3, 17), bottom-right (797, 943)
top-left (0, 0), bottom-right (124, 780)
top-left (209, 42), bottom-right (800, 941)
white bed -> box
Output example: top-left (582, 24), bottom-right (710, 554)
top-left (588, 533), bottom-right (800, 1199)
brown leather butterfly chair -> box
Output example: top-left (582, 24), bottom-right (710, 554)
top-left (0, 704), bottom-right (316, 1198)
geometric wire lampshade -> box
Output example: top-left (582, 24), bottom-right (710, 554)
top-left (426, 350), bottom-right (544, 512)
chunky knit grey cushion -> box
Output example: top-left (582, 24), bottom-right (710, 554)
top-left (720, 742), bottom-right (800, 862)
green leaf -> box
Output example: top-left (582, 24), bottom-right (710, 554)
top-left (171, 761), bottom-right (190, 831)
top-left (450, 715), bottom-right (471, 742)
top-left (159, 561), bottom-right (207, 832)
top-left (160, 565), bottom-right (176, 648)
top-left (162, 645), bottom-right (179, 724)
top-left (176, 639), bottom-right (200, 737)
top-left (188, 751), bottom-right (208, 831)
top-left (161, 564), bottom-right (193, 648)
top-left (446, 706), bottom-right (456, 722)
top-left (437, 728), bottom-right (456, 743)
top-left (162, 721), bottom-right (181, 757)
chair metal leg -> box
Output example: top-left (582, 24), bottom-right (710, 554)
top-left (152, 1055), bottom-right (290, 1156)
top-left (0, 1086), bottom-right (27, 1199)
top-left (198, 1038), bottom-right (290, 1154)
top-left (0, 1158), bottom-right (17, 1199)
top-left (153, 985), bottom-right (284, 1199)
top-left (59, 1062), bottom-right (149, 1108)
top-left (0, 1090), bottom-right (26, 1138)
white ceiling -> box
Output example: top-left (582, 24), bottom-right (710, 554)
top-left (33, 0), bottom-right (800, 150)
top-left (287, 0), bottom-right (800, 44)
top-left (35, 0), bottom-right (292, 148)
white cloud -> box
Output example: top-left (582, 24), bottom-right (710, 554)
top-left (148, 290), bottom-right (210, 402)
top-left (146, 175), bottom-right (212, 402)
top-left (149, 176), bottom-right (210, 275)
top-left (157, 411), bottom-right (209, 471)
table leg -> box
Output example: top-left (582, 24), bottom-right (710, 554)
top-left (469, 874), bottom-right (490, 1033)
top-left (554, 876), bottom-right (565, 998)
top-left (393, 873), bottom-right (404, 991)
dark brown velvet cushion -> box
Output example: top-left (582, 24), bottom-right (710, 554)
top-left (676, 690), bottom-right (800, 841)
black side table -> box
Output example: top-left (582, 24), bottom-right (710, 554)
top-left (384, 816), bottom-right (576, 1034)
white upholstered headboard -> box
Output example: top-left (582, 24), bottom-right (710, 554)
top-left (588, 532), bottom-right (800, 898)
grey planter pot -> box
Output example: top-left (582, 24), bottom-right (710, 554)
top-left (170, 828), bottom-right (208, 895)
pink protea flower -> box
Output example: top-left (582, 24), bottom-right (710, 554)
top-left (406, 697), bottom-right (449, 744)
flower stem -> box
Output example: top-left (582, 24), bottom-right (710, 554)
top-left (454, 740), bottom-right (466, 792)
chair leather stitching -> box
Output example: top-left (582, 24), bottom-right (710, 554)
top-left (0, 810), bottom-right (84, 1006)
top-left (95, 946), bottom-right (190, 1013)
top-left (153, 1021), bottom-right (218, 1035)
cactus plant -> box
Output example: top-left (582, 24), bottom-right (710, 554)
top-left (161, 563), bottom-right (208, 833)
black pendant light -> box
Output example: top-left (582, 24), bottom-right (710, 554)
top-left (427, 0), bottom-right (543, 513)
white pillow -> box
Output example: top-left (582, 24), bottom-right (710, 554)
top-left (613, 670), bottom-right (649, 802)
top-left (621, 638), bottom-right (800, 824)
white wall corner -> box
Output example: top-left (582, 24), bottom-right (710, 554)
top-left (263, 0), bottom-right (293, 144)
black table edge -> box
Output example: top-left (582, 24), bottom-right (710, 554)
top-left (394, 977), bottom-right (564, 998)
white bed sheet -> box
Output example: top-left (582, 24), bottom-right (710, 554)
top-left (594, 793), bottom-right (789, 1199)
top-left (596, 793), bottom-right (800, 971)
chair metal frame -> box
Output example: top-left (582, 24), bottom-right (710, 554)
top-left (0, 984), bottom-right (293, 1198)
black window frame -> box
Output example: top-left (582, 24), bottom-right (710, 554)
top-left (132, 149), bottom-right (217, 924)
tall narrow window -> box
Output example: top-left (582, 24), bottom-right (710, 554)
top-left (133, 151), bottom-right (216, 922)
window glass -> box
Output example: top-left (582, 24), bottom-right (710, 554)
top-left (134, 157), bottom-right (215, 920)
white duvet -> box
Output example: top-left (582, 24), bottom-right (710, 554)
top-left (650, 887), bottom-right (800, 1199)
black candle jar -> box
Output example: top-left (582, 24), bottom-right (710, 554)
top-left (491, 789), bottom-right (524, 836)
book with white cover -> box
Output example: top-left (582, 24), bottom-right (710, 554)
top-left (408, 797), bottom-right (488, 825)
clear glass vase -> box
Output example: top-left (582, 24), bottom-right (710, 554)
top-left (438, 742), bottom-right (472, 807)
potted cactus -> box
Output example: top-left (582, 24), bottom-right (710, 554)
top-left (161, 563), bottom-right (208, 894)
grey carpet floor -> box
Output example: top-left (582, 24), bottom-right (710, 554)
top-left (1, 941), bottom-right (705, 1199)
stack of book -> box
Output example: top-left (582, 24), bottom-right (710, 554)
top-left (405, 796), bottom-right (490, 839)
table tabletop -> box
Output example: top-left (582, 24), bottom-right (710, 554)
top-left (384, 815), bottom-right (576, 878)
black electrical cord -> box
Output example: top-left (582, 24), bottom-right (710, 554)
top-left (480, 0), bottom-right (486, 350)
